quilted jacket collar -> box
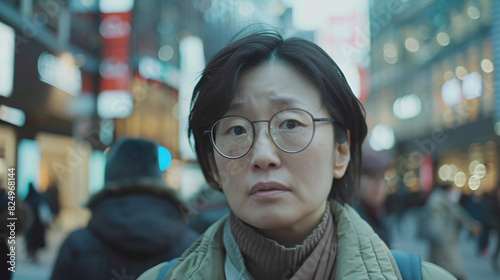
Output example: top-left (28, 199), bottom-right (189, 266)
top-left (165, 200), bottom-right (402, 280)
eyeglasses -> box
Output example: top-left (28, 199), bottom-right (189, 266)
top-left (203, 108), bottom-right (336, 159)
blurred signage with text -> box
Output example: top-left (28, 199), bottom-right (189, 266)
top-left (98, 0), bottom-right (134, 119)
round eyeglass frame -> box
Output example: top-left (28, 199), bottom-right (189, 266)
top-left (203, 108), bottom-right (338, 159)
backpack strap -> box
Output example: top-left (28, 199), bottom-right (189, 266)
top-left (156, 258), bottom-right (178, 280)
top-left (390, 250), bottom-right (422, 280)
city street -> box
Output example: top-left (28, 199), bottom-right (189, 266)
top-left (10, 209), bottom-right (500, 280)
top-left (1, 0), bottom-right (499, 279)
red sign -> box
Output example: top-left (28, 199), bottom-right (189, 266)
top-left (99, 12), bottom-right (132, 92)
top-left (420, 153), bottom-right (434, 194)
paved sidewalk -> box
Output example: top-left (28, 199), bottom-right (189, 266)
top-left (13, 224), bottom-right (66, 280)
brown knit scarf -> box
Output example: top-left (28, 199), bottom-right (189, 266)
top-left (230, 204), bottom-right (338, 280)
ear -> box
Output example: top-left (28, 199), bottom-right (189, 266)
top-left (334, 131), bottom-right (351, 179)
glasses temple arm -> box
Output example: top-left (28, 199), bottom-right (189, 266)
top-left (313, 118), bottom-right (336, 123)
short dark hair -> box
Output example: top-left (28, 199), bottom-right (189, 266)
top-left (188, 29), bottom-right (367, 205)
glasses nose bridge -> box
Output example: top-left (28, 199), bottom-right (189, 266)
top-left (251, 119), bottom-right (276, 146)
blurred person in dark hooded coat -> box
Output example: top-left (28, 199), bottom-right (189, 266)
top-left (44, 180), bottom-right (61, 221)
top-left (51, 137), bottom-right (199, 280)
top-left (24, 182), bottom-right (51, 262)
top-left (354, 148), bottom-right (393, 247)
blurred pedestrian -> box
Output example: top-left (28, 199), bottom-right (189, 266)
top-left (51, 137), bottom-right (200, 280)
top-left (138, 29), bottom-right (454, 280)
top-left (187, 185), bottom-right (231, 234)
top-left (0, 185), bottom-right (32, 280)
top-left (460, 191), bottom-right (492, 257)
top-left (427, 183), bottom-right (482, 280)
top-left (24, 182), bottom-right (52, 262)
top-left (354, 148), bottom-right (392, 247)
top-left (44, 180), bottom-right (61, 222)
top-left (487, 185), bottom-right (500, 273)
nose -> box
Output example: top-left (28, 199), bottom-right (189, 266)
top-left (249, 123), bottom-right (281, 170)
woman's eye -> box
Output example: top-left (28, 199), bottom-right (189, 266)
top-left (282, 120), bottom-right (298, 129)
top-left (231, 126), bottom-right (246, 135)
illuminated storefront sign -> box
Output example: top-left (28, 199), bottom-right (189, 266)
top-left (0, 105), bottom-right (26, 127)
top-left (17, 139), bottom-right (41, 200)
top-left (37, 52), bottom-right (82, 96)
top-left (0, 22), bottom-right (15, 97)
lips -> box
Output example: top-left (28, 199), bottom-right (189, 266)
top-left (249, 182), bottom-right (290, 195)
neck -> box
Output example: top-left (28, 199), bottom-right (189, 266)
top-left (255, 201), bottom-right (328, 247)
top-left (229, 203), bottom-right (335, 279)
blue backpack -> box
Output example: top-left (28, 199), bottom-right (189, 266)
top-left (391, 250), bottom-right (422, 280)
top-left (157, 252), bottom-right (422, 280)
top-left (156, 258), bottom-right (178, 280)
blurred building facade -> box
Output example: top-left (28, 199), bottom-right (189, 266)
top-left (0, 0), bottom-right (297, 230)
top-left (366, 0), bottom-right (498, 196)
top-left (0, 0), bottom-right (103, 229)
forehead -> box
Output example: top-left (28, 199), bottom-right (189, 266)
top-left (230, 62), bottom-right (322, 112)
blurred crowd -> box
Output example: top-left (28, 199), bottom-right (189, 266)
top-left (355, 148), bottom-right (500, 280)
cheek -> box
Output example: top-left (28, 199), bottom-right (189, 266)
top-left (214, 156), bottom-right (248, 189)
top-left (214, 157), bottom-right (244, 210)
top-left (303, 131), bottom-right (335, 174)
top-left (291, 143), bottom-right (335, 192)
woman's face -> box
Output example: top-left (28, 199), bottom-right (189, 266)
top-left (213, 61), bottom-right (350, 244)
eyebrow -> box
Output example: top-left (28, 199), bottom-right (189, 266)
top-left (228, 96), bottom-right (304, 111)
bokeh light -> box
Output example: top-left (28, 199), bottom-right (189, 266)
top-left (468, 175), bottom-right (481, 190)
top-left (474, 164), bottom-right (486, 178)
top-left (467, 6), bottom-right (480, 20)
top-left (403, 171), bottom-right (418, 188)
top-left (436, 32), bottom-right (450, 46)
top-left (454, 171), bottom-right (466, 187)
top-left (158, 45), bottom-right (174, 61)
top-left (405, 37), bottom-right (420, 52)
top-left (481, 59), bottom-right (494, 73)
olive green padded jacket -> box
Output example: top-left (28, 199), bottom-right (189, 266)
top-left (138, 200), bottom-right (456, 280)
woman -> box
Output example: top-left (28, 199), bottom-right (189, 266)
top-left (139, 30), bottom-right (454, 279)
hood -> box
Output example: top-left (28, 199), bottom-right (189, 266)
top-left (88, 193), bottom-right (190, 255)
